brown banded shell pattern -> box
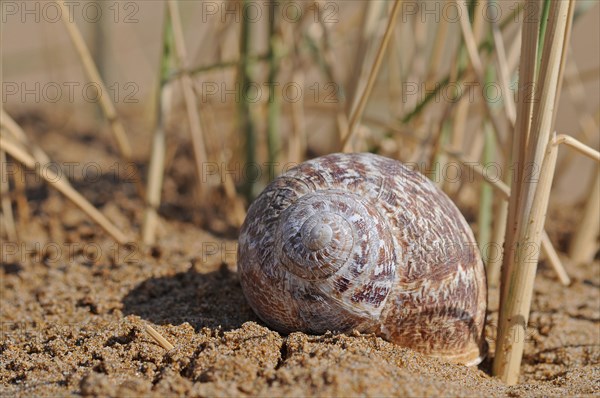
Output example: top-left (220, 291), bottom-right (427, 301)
top-left (237, 153), bottom-right (487, 365)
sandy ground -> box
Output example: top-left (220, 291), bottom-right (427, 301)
top-left (1, 121), bottom-right (598, 397)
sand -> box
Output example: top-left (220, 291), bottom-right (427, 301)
top-left (1, 123), bottom-right (598, 397)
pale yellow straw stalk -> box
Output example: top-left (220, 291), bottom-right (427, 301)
top-left (342, 0), bottom-right (402, 152)
top-left (56, 0), bottom-right (133, 162)
top-left (0, 137), bottom-right (129, 244)
top-left (142, 85), bottom-right (170, 246)
top-left (144, 324), bottom-right (174, 351)
top-left (0, 150), bottom-right (17, 241)
top-left (569, 169), bottom-right (600, 264)
top-left (167, 0), bottom-right (209, 196)
top-left (494, 0), bottom-right (573, 384)
top-left (499, 0), bottom-right (542, 309)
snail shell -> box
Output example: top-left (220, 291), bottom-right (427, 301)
top-left (237, 153), bottom-right (487, 365)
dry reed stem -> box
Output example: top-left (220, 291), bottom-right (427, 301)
top-left (500, 0), bottom-right (542, 312)
top-left (448, 0), bottom-right (482, 190)
top-left (554, 134), bottom-right (600, 162)
top-left (0, 137), bottom-right (129, 244)
top-left (541, 231), bottom-right (571, 286)
top-left (512, 0), bottom-right (541, 177)
top-left (471, 1), bottom-right (487, 57)
top-left (516, 0), bottom-right (571, 231)
top-left (492, 23), bottom-right (517, 125)
top-left (0, 109), bottom-right (28, 143)
top-left (143, 324), bottom-right (174, 351)
top-left (289, 70), bottom-right (306, 163)
top-left (387, 26), bottom-right (403, 119)
top-left (488, 197), bottom-right (508, 286)
top-left (56, 0), bottom-right (133, 161)
top-left (554, 53), bottom-right (599, 181)
top-left (266, 1), bottom-right (281, 167)
top-left (394, 20), bottom-right (414, 116)
top-left (345, 1), bottom-right (387, 117)
top-left (551, 1), bottom-right (576, 131)
top-left (495, 0), bottom-right (573, 384)
top-left (442, 32), bottom-right (472, 196)
top-left (455, 0), bottom-right (508, 160)
top-left (495, 133), bottom-right (561, 384)
top-left (554, 133), bottom-right (600, 265)
top-left (507, 29), bottom-right (523, 76)
top-left (398, 5), bottom-right (430, 129)
top-left (426, 104), bottom-right (454, 183)
top-left (405, 6), bottom-right (429, 117)
top-left (0, 150), bottom-right (17, 241)
top-left (341, 0), bottom-right (402, 152)
top-left (447, 73), bottom-right (482, 194)
top-left (1, 109), bottom-right (52, 166)
top-left (450, 95), bottom-right (469, 152)
top-left (56, 1), bottom-right (145, 200)
top-left (569, 168), bottom-right (600, 264)
top-left (12, 160), bottom-right (30, 225)
top-left (452, 125), bottom-right (486, 203)
top-left (461, 130), bottom-right (600, 286)
top-left (487, 20), bottom-right (517, 287)
top-left (312, 3), bottom-right (349, 141)
top-left (1, 111), bottom-right (47, 225)
top-left (142, 84), bottom-right (171, 245)
top-left (187, 94), bottom-right (246, 228)
top-left (478, 125), bottom-right (494, 259)
top-left (167, 0), bottom-right (210, 198)
top-left (446, 148), bottom-right (570, 286)
top-left (195, 102), bottom-right (246, 227)
top-left (280, 23), bottom-right (303, 163)
top-left (426, 14), bottom-right (449, 81)
top-left (362, 117), bottom-right (423, 144)
top-left (449, 152), bottom-right (571, 286)
top-left (405, 117), bottom-right (432, 165)
top-left (431, 123), bottom-right (450, 189)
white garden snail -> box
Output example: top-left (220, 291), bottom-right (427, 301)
top-left (237, 153), bottom-right (487, 365)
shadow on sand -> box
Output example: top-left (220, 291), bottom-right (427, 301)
top-left (121, 264), bottom-right (258, 332)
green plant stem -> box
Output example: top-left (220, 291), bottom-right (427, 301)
top-left (238, 0), bottom-right (257, 200)
top-left (266, 2), bottom-right (280, 171)
top-left (478, 124), bottom-right (494, 261)
top-left (143, 6), bottom-right (173, 245)
top-left (537, 0), bottom-right (552, 67)
top-left (190, 54), bottom-right (270, 76)
top-left (478, 64), bottom-right (497, 261)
